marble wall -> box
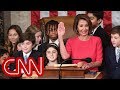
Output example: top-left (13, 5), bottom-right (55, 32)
top-left (11, 11), bottom-right (31, 32)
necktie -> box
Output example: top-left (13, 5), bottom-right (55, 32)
top-left (21, 55), bottom-right (28, 74)
top-left (116, 49), bottom-right (120, 63)
top-left (24, 55), bottom-right (28, 64)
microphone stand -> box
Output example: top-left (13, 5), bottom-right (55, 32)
top-left (59, 60), bottom-right (67, 79)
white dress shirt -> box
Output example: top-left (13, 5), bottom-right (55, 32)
top-left (115, 47), bottom-right (120, 63)
top-left (91, 24), bottom-right (101, 35)
top-left (49, 39), bottom-right (59, 46)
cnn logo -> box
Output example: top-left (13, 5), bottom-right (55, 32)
top-left (2, 57), bottom-right (44, 77)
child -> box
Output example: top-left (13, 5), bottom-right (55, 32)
top-left (4, 25), bottom-right (23, 56)
top-left (38, 20), bottom-right (70, 64)
top-left (25, 25), bottom-right (43, 51)
top-left (38, 20), bottom-right (59, 55)
top-left (10, 32), bottom-right (42, 76)
top-left (0, 48), bottom-right (9, 71)
top-left (87, 11), bottom-right (110, 49)
top-left (0, 48), bottom-right (10, 79)
top-left (43, 43), bottom-right (63, 67)
top-left (104, 25), bottom-right (120, 79)
top-left (87, 11), bottom-right (111, 71)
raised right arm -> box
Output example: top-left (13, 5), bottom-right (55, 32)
top-left (57, 22), bottom-right (70, 59)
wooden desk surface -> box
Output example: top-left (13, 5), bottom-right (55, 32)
top-left (22, 66), bottom-right (103, 79)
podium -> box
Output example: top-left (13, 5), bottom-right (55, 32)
top-left (22, 66), bottom-right (103, 79)
top-left (38, 66), bottom-right (90, 79)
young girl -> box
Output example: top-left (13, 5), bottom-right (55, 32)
top-left (4, 25), bottom-right (23, 56)
top-left (43, 43), bottom-right (63, 67)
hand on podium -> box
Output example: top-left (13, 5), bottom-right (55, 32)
top-left (77, 62), bottom-right (84, 68)
top-left (77, 62), bottom-right (92, 69)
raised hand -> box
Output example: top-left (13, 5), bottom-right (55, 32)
top-left (57, 22), bottom-right (65, 37)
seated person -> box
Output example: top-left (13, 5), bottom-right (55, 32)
top-left (43, 43), bottom-right (63, 67)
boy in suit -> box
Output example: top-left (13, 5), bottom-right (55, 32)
top-left (10, 32), bottom-right (42, 77)
top-left (104, 26), bottom-right (120, 79)
top-left (87, 11), bottom-right (111, 71)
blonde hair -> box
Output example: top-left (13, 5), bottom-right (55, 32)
top-left (25, 25), bottom-right (42, 34)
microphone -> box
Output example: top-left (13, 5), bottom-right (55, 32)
top-left (59, 57), bottom-right (92, 79)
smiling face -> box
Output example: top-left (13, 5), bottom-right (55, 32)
top-left (77, 19), bottom-right (89, 36)
top-left (46, 47), bottom-right (58, 62)
top-left (8, 29), bottom-right (19, 44)
top-left (111, 33), bottom-right (120, 48)
top-left (21, 40), bottom-right (33, 54)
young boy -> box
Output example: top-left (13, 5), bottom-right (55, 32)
top-left (38, 20), bottom-right (68, 53)
top-left (104, 25), bottom-right (120, 79)
top-left (87, 11), bottom-right (111, 71)
top-left (10, 32), bottom-right (42, 77)
top-left (87, 11), bottom-right (110, 49)
top-left (38, 20), bottom-right (59, 55)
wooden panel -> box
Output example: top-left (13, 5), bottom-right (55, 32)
top-left (39, 16), bottom-right (77, 40)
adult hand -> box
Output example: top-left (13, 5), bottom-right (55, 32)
top-left (81, 63), bottom-right (92, 69)
top-left (77, 62), bottom-right (84, 68)
top-left (57, 22), bottom-right (65, 37)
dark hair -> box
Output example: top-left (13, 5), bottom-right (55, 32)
top-left (7, 25), bottom-right (23, 42)
top-left (0, 48), bottom-right (9, 57)
top-left (73, 14), bottom-right (92, 35)
top-left (43, 43), bottom-right (62, 66)
top-left (86, 11), bottom-right (104, 20)
top-left (45, 20), bottom-right (59, 34)
top-left (21, 32), bottom-right (35, 45)
top-left (111, 25), bottom-right (120, 35)
top-left (4, 25), bottom-right (23, 56)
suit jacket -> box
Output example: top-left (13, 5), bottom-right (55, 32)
top-left (93, 26), bottom-right (111, 49)
top-left (104, 45), bottom-right (120, 79)
top-left (10, 50), bottom-right (41, 70)
top-left (93, 26), bottom-right (111, 71)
